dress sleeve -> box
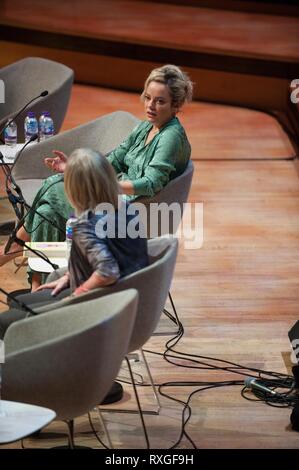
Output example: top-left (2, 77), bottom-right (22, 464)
top-left (132, 127), bottom-right (183, 197)
top-left (73, 220), bottom-right (120, 280)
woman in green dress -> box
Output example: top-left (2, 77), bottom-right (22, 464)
top-left (0, 64), bottom-right (193, 289)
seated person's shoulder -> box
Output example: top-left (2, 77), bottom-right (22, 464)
top-left (160, 118), bottom-right (188, 141)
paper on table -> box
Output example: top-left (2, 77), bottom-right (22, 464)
top-left (0, 144), bottom-right (24, 163)
top-left (23, 242), bottom-right (68, 258)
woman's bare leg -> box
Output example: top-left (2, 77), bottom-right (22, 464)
top-left (31, 273), bottom-right (42, 291)
top-left (0, 225), bottom-right (30, 266)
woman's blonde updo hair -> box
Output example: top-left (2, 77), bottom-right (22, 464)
top-left (64, 148), bottom-right (119, 214)
top-left (142, 64), bottom-right (193, 109)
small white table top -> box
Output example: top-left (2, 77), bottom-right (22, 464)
top-left (24, 242), bottom-right (68, 273)
top-left (0, 400), bottom-right (56, 445)
top-left (0, 144), bottom-right (24, 165)
top-left (28, 257), bottom-right (68, 273)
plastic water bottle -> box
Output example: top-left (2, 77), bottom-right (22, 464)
top-left (24, 112), bottom-right (38, 142)
top-left (4, 120), bottom-right (17, 146)
top-left (39, 111), bottom-right (54, 141)
top-left (65, 214), bottom-right (77, 251)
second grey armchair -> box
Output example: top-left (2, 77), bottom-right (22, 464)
top-left (0, 57), bottom-right (74, 142)
top-left (2, 289), bottom-right (138, 448)
top-left (42, 236), bottom-right (178, 448)
top-left (133, 160), bottom-right (194, 238)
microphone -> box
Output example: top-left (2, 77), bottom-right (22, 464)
top-left (1, 134), bottom-right (38, 182)
top-left (12, 132), bottom-right (39, 168)
top-left (244, 377), bottom-right (281, 396)
top-left (0, 135), bottom-right (38, 186)
top-left (0, 90), bottom-right (49, 140)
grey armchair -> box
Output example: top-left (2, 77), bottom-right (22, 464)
top-left (133, 159), bottom-right (194, 238)
top-left (0, 57), bottom-right (74, 142)
top-left (2, 289), bottom-right (138, 448)
top-left (131, 159), bottom-right (194, 336)
top-left (12, 110), bottom-right (140, 205)
top-left (43, 236), bottom-right (178, 448)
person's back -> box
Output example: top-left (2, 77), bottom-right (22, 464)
top-left (69, 201), bottom-right (148, 290)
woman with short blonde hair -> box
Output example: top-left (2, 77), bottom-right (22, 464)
top-left (141, 64), bottom-right (193, 109)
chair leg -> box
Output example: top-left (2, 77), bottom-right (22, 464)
top-left (153, 290), bottom-right (181, 336)
top-left (125, 355), bottom-right (150, 449)
top-left (66, 419), bottom-right (75, 449)
top-left (140, 349), bottom-right (161, 413)
top-left (95, 408), bottom-right (114, 449)
top-left (119, 361), bottom-right (144, 384)
top-left (103, 352), bottom-right (160, 415)
top-left (65, 420), bottom-right (90, 449)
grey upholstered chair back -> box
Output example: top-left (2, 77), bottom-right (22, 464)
top-left (44, 236), bottom-right (178, 353)
top-left (131, 160), bottom-right (194, 237)
top-left (12, 111), bottom-right (140, 205)
top-left (0, 57), bottom-right (74, 142)
top-left (2, 289), bottom-right (138, 422)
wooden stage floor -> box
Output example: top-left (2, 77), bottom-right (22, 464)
top-left (1, 84), bottom-right (299, 449)
top-left (2, 0), bottom-right (299, 61)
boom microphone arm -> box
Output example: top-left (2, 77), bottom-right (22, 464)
top-left (0, 286), bottom-right (36, 316)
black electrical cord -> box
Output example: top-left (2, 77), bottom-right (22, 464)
top-left (0, 286), bottom-right (36, 316)
top-left (87, 411), bottom-right (110, 449)
top-left (5, 174), bottom-right (66, 236)
top-left (0, 152), bottom-right (66, 236)
top-left (138, 302), bottom-right (296, 448)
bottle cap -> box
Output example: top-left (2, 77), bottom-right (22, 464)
top-left (27, 111), bottom-right (35, 117)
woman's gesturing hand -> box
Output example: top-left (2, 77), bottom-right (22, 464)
top-left (44, 150), bottom-right (68, 173)
top-left (35, 273), bottom-right (70, 296)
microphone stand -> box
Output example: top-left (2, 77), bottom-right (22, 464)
top-left (0, 286), bottom-right (36, 316)
top-left (0, 90), bottom-right (49, 142)
top-left (0, 134), bottom-right (39, 220)
top-left (12, 236), bottom-right (60, 271)
top-left (1, 138), bottom-right (67, 271)
top-left (4, 208), bottom-right (60, 272)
